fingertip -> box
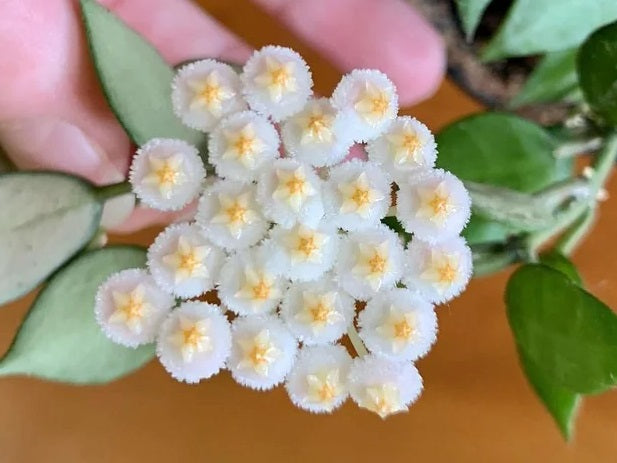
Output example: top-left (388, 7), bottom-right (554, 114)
top-left (252, 0), bottom-right (446, 105)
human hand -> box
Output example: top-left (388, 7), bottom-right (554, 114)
top-left (0, 0), bottom-right (445, 232)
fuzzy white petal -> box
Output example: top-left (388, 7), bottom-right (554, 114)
top-left (129, 138), bottom-right (205, 211)
top-left (285, 344), bottom-right (352, 413)
top-left (95, 269), bottom-right (174, 347)
top-left (228, 316), bottom-right (298, 390)
top-left (156, 301), bottom-right (231, 383)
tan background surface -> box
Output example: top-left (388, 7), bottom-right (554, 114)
top-left (1, 1), bottom-right (617, 461)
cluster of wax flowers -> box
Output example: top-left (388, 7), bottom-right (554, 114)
top-left (94, 46), bottom-right (473, 418)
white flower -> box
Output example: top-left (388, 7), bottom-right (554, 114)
top-left (95, 269), bottom-right (174, 347)
top-left (196, 180), bottom-right (268, 250)
top-left (331, 69), bottom-right (398, 142)
top-left (335, 225), bottom-right (404, 300)
top-left (129, 138), bottom-right (205, 211)
top-left (218, 246), bottom-right (286, 316)
top-left (285, 345), bottom-right (352, 413)
top-left (171, 59), bottom-right (247, 131)
top-left (280, 97), bottom-right (352, 167)
top-left (366, 116), bottom-right (437, 182)
top-left (358, 288), bottom-right (437, 361)
top-left (241, 45), bottom-right (313, 122)
top-left (256, 158), bottom-right (324, 229)
top-left (228, 316), bottom-right (298, 390)
top-left (156, 301), bottom-right (231, 383)
top-left (208, 110), bottom-right (280, 182)
top-left (147, 223), bottom-right (224, 298)
top-left (280, 278), bottom-right (355, 345)
top-left (403, 235), bottom-right (473, 304)
top-left (323, 160), bottom-right (391, 231)
top-left (268, 223), bottom-right (339, 282)
top-left (396, 169), bottom-right (471, 243)
top-left (348, 354), bottom-right (423, 419)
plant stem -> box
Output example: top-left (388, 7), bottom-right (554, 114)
top-left (347, 325), bottom-right (368, 357)
top-left (555, 208), bottom-right (595, 256)
top-left (554, 137), bottom-right (603, 159)
top-left (95, 180), bottom-right (132, 201)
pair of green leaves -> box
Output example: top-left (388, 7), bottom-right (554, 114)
top-left (457, 0), bottom-right (617, 61)
top-left (506, 254), bottom-right (617, 438)
top-left (0, 0), bottom-right (207, 382)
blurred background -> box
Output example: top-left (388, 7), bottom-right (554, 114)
top-left (1, 0), bottom-right (616, 461)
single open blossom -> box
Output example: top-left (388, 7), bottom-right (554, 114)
top-left (403, 236), bottom-right (473, 304)
top-left (242, 46), bottom-right (313, 122)
top-left (208, 110), bottom-right (280, 182)
top-left (358, 288), bottom-right (437, 361)
top-left (147, 223), bottom-right (224, 298)
top-left (228, 316), bottom-right (298, 390)
top-left (396, 168), bottom-right (471, 243)
top-left (366, 116), bottom-right (437, 182)
top-left (218, 246), bottom-right (286, 316)
top-left (348, 354), bottom-right (423, 419)
top-left (95, 269), bottom-right (174, 347)
top-left (256, 159), bottom-right (324, 228)
top-left (156, 302), bottom-right (231, 384)
top-left (280, 278), bottom-right (355, 345)
top-left (172, 59), bottom-right (247, 132)
top-left (196, 180), bottom-right (268, 250)
top-left (280, 97), bottom-right (353, 167)
top-left (285, 345), bottom-right (352, 413)
top-left (324, 160), bottom-right (391, 231)
top-left (331, 69), bottom-right (398, 142)
top-left (336, 225), bottom-right (404, 300)
top-left (129, 138), bottom-right (205, 211)
top-left (268, 223), bottom-right (339, 281)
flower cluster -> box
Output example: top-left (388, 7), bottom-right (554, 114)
top-left (95, 46), bottom-right (472, 418)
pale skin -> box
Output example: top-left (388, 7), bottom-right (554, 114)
top-left (0, 0), bottom-right (445, 232)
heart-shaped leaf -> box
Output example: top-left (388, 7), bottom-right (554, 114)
top-left (510, 49), bottom-right (579, 108)
top-left (578, 20), bottom-right (617, 126)
top-left (455, 0), bottom-right (493, 41)
top-left (80, 0), bottom-right (206, 151)
top-left (0, 172), bottom-right (102, 305)
top-left (482, 0), bottom-right (617, 61)
top-left (506, 264), bottom-right (617, 394)
top-left (0, 246), bottom-right (154, 384)
top-left (436, 113), bottom-right (572, 244)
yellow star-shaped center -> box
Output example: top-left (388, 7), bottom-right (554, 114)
top-left (222, 123), bottom-right (265, 168)
top-left (306, 369), bottom-right (343, 407)
top-left (254, 57), bottom-right (297, 102)
top-left (338, 172), bottom-right (385, 218)
top-left (142, 154), bottom-right (185, 199)
top-left (109, 285), bottom-right (152, 334)
top-left (285, 226), bottom-right (329, 263)
top-left (363, 383), bottom-right (406, 418)
top-left (211, 193), bottom-right (258, 239)
top-left (169, 317), bottom-right (212, 363)
top-left (420, 251), bottom-right (461, 293)
top-left (188, 71), bottom-right (234, 117)
top-left (376, 306), bottom-right (418, 353)
top-left (235, 267), bottom-right (281, 310)
top-left (416, 181), bottom-right (456, 226)
top-left (352, 241), bottom-right (391, 291)
top-left (162, 236), bottom-right (210, 283)
top-left (387, 128), bottom-right (423, 165)
top-left (354, 82), bottom-right (391, 124)
top-left (237, 329), bottom-right (280, 376)
top-left (272, 167), bottom-right (316, 211)
top-left (295, 291), bottom-right (342, 333)
top-left (297, 107), bottom-right (334, 144)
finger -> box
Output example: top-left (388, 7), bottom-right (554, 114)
top-left (250, 0), bottom-right (446, 106)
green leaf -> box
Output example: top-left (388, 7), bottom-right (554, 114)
top-left (0, 172), bottom-right (102, 305)
top-left (436, 113), bottom-right (572, 244)
top-left (539, 250), bottom-right (583, 286)
top-left (482, 0), bottom-right (617, 61)
top-left (510, 49), bottom-right (579, 108)
top-left (455, 0), bottom-right (493, 41)
top-left (578, 20), bottom-right (617, 126)
top-left (80, 0), bottom-right (206, 151)
top-left (506, 264), bottom-right (617, 394)
top-left (518, 351), bottom-right (581, 440)
top-left (0, 246), bottom-right (154, 384)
